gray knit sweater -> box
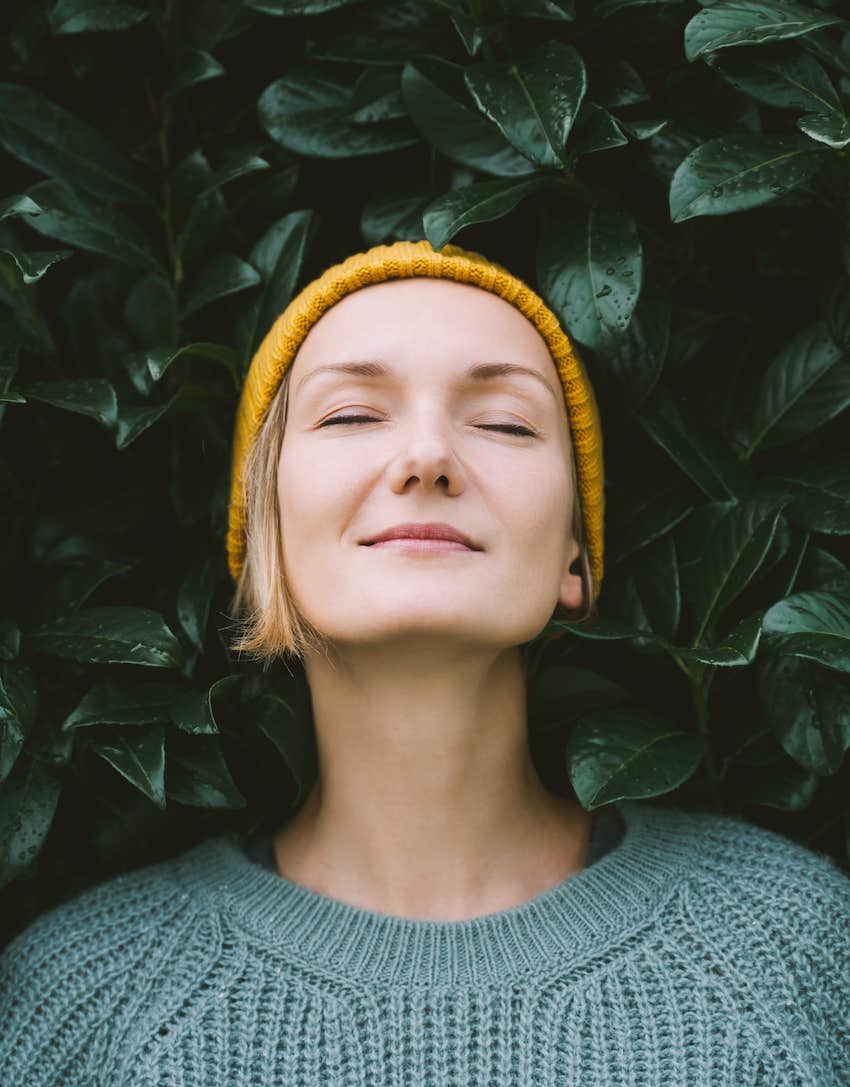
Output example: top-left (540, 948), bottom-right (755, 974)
top-left (1, 798), bottom-right (849, 1086)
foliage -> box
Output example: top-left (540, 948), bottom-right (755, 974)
top-left (1, 0), bottom-right (850, 943)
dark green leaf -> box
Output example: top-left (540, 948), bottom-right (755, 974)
top-left (22, 180), bottom-right (162, 272)
top-left (32, 559), bottom-right (133, 625)
top-left (169, 48), bottom-right (226, 96)
top-left (710, 50), bottom-right (841, 113)
top-left (115, 395), bottom-right (178, 450)
top-left (677, 499), bottom-right (790, 643)
top-left (565, 706), bottom-right (706, 808)
top-left (0, 194), bottom-right (43, 220)
top-left (177, 556), bottom-right (218, 651)
top-left (144, 342), bottom-right (237, 382)
top-left (0, 620), bottom-right (21, 661)
top-left (258, 67), bottom-right (418, 158)
top-left (764, 460), bottom-right (850, 534)
top-left (567, 101), bottom-right (629, 161)
top-left (165, 734), bottom-right (245, 808)
top-left (252, 692), bottom-right (317, 807)
top-left (527, 664), bottom-right (630, 721)
top-left (242, 209), bottom-right (312, 360)
top-left (169, 687), bottom-right (220, 734)
top-left (632, 382), bottom-right (753, 499)
top-left (669, 134), bottom-right (828, 222)
top-left (18, 378), bottom-right (118, 428)
top-left (26, 606), bottom-right (186, 668)
top-left (48, 0), bottom-right (149, 34)
top-left (684, 1), bottom-right (848, 62)
top-left (244, 0), bottom-right (362, 12)
top-left (400, 58), bottom-right (538, 177)
top-left (537, 203), bottom-right (643, 354)
top-left (62, 677), bottom-right (184, 730)
top-left (0, 247), bottom-right (72, 284)
top-left (758, 653), bottom-right (850, 775)
top-left (673, 611), bottom-right (763, 666)
top-left (762, 589), bottom-right (850, 673)
top-left (182, 252), bottom-right (261, 317)
top-left (464, 41), bottom-right (586, 169)
top-left (746, 758), bottom-right (819, 810)
top-left (0, 757), bottom-right (62, 889)
top-left (0, 661), bottom-right (38, 782)
top-left (797, 111), bottom-right (850, 149)
top-left (0, 83), bottom-right (149, 204)
top-left (745, 320), bottom-right (849, 454)
top-left (91, 724), bottom-right (166, 808)
top-left (423, 175), bottom-right (548, 250)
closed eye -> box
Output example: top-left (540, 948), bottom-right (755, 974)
top-left (319, 414), bottom-right (536, 437)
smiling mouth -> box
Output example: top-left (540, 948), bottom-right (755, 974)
top-left (361, 538), bottom-right (476, 552)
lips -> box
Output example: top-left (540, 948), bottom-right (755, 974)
top-left (360, 522), bottom-right (482, 550)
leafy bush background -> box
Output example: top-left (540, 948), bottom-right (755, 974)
top-left (2, 0), bottom-right (850, 947)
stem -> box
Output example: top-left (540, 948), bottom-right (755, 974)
top-left (690, 664), bottom-right (722, 810)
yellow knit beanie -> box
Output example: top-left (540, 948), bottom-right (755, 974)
top-left (227, 238), bottom-right (605, 604)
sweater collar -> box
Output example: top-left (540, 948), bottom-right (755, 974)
top-left (175, 798), bottom-right (694, 988)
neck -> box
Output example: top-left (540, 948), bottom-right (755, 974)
top-left (271, 643), bottom-right (592, 921)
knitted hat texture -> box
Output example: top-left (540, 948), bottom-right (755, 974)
top-left (227, 238), bottom-right (605, 602)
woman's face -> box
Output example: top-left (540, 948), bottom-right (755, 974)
top-left (277, 277), bottom-right (583, 651)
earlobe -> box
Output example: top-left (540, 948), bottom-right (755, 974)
top-left (558, 539), bottom-right (585, 612)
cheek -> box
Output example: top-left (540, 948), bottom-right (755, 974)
top-left (277, 441), bottom-right (358, 541)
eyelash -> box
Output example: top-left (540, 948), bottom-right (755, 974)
top-left (319, 414), bottom-right (537, 437)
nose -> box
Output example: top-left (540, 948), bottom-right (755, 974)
top-left (386, 411), bottom-right (462, 496)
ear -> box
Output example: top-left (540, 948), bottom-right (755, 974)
top-left (558, 536), bottom-right (584, 612)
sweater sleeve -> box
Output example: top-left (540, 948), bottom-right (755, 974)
top-left (756, 848), bottom-right (850, 1087)
top-left (689, 813), bottom-right (850, 1087)
top-left (0, 860), bottom-right (200, 1087)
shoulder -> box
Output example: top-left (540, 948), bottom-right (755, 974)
top-left (0, 840), bottom-right (222, 1087)
top-left (628, 796), bottom-right (850, 907)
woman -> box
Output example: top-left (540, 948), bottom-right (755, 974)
top-left (1, 239), bottom-right (848, 1087)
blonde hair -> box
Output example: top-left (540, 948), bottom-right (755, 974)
top-left (227, 369), bottom-right (597, 665)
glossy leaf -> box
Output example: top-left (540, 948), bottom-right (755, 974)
top-left (182, 253), bottom-right (261, 317)
top-left (400, 58), bottom-right (538, 177)
top-left (242, 209), bottom-right (313, 361)
top-left (745, 320), bottom-right (850, 454)
top-left (537, 203), bottom-right (643, 353)
top-left (18, 378), bottom-right (118, 429)
top-left (684, 1), bottom-right (848, 62)
top-left (258, 68), bottom-right (418, 158)
top-left (177, 556), bottom-right (218, 651)
top-left (0, 247), bottom-right (72, 285)
top-left (633, 382), bottom-right (753, 500)
top-left (62, 677), bottom-right (186, 731)
top-left (165, 735), bottom-right (246, 808)
top-left (677, 499), bottom-right (790, 643)
top-left (0, 757), bottom-right (62, 889)
top-left (709, 51), bottom-right (841, 113)
top-left (48, 0), bottom-right (149, 34)
top-left (565, 707), bottom-right (706, 808)
top-left (764, 460), bottom-right (850, 534)
top-left (797, 111), bottom-right (850, 149)
top-left (762, 589), bottom-right (850, 674)
top-left (463, 41), bottom-right (586, 169)
top-left (0, 83), bottom-right (149, 204)
top-left (423, 175), bottom-right (548, 250)
top-left (26, 607), bottom-right (185, 668)
top-left (758, 653), bottom-right (850, 775)
top-left (91, 724), bottom-right (166, 809)
top-left (21, 180), bottom-right (162, 272)
top-left (669, 133), bottom-right (828, 222)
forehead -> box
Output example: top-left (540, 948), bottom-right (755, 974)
top-left (290, 278), bottom-right (556, 379)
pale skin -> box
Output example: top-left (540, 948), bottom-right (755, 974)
top-left (271, 276), bottom-right (592, 921)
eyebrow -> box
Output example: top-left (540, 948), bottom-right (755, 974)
top-left (295, 360), bottom-right (559, 404)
